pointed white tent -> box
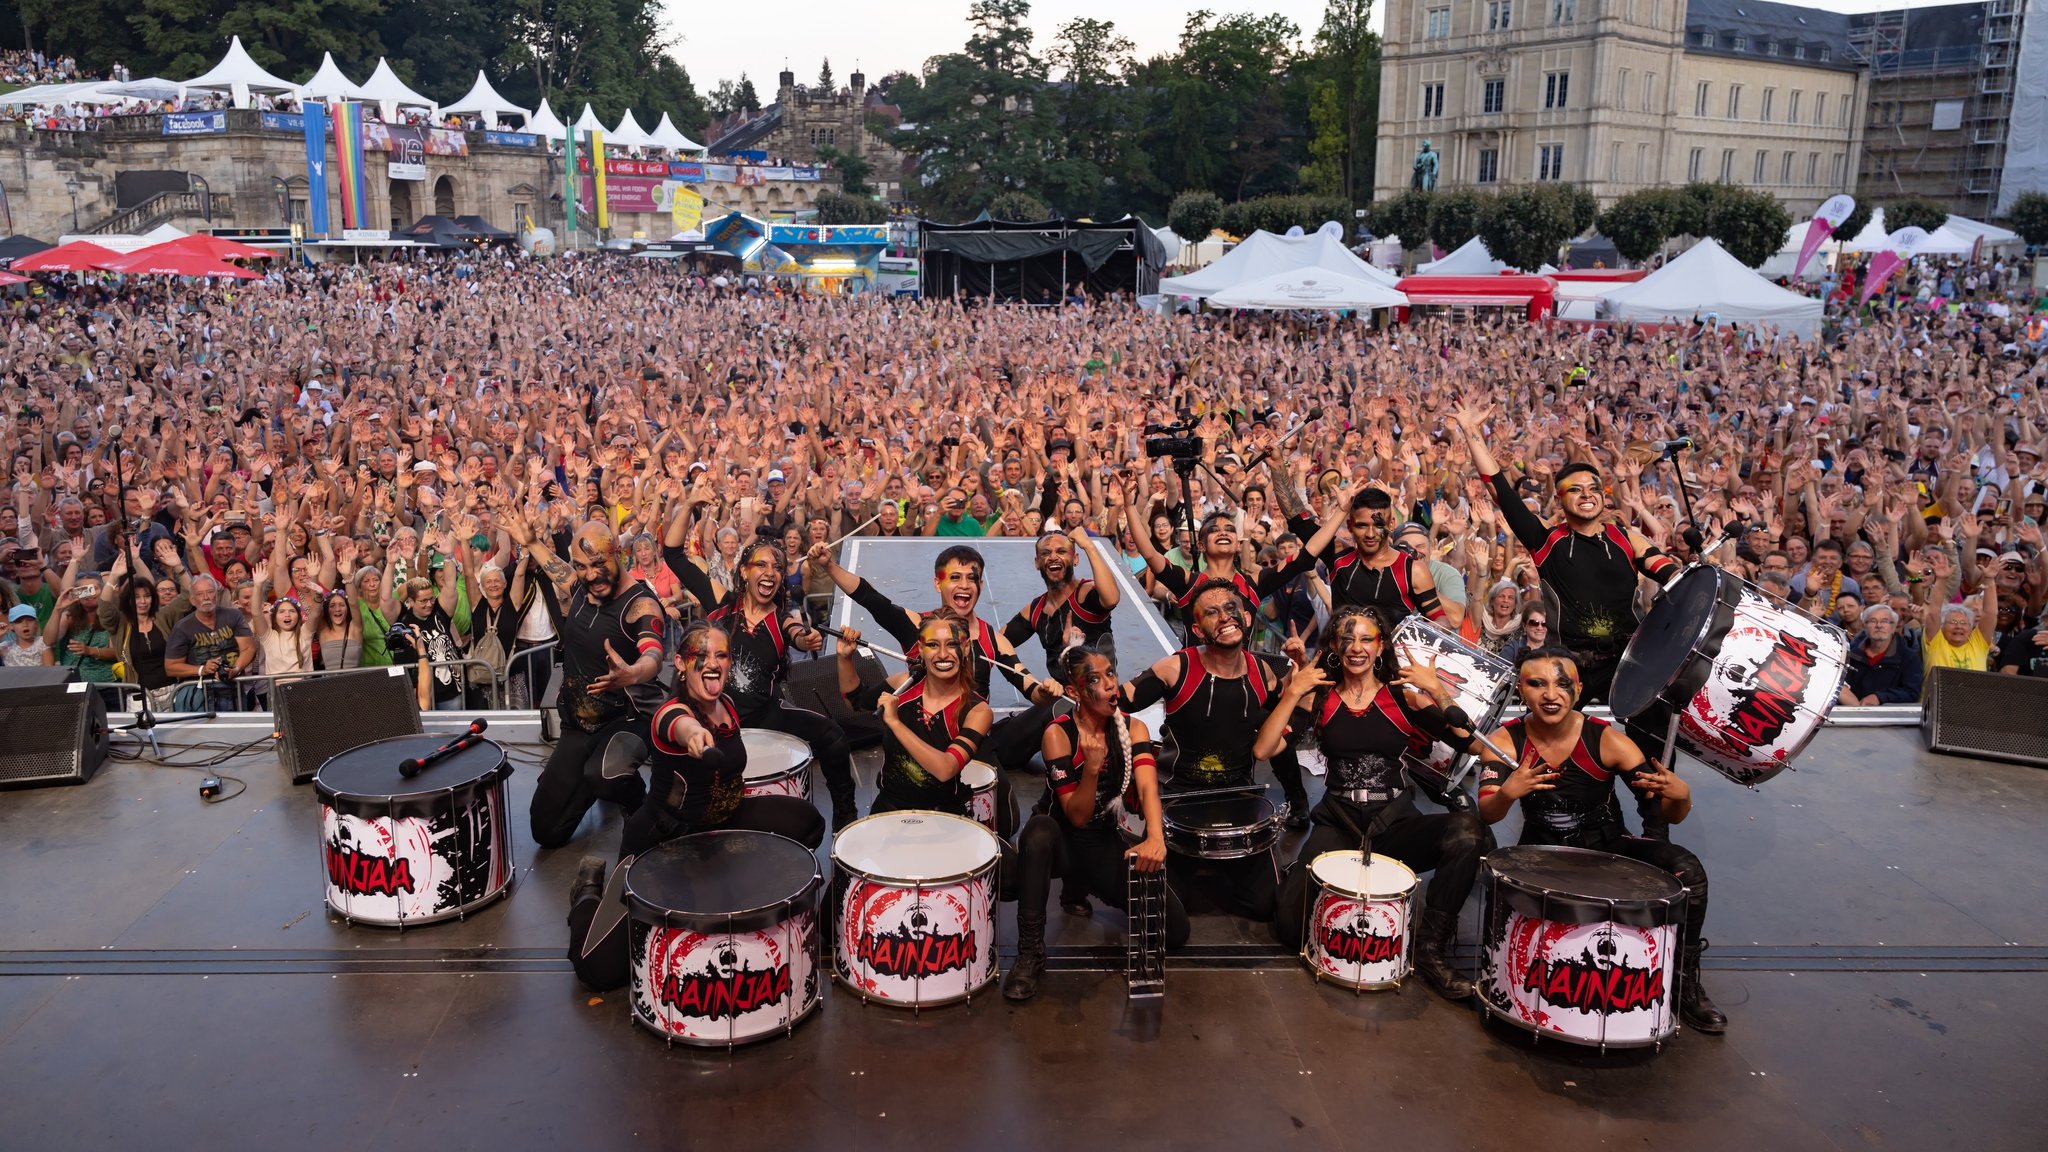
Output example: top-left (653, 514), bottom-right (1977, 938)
top-left (440, 71), bottom-right (526, 128)
top-left (524, 100), bottom-right (567, 140)
top-left (573, 104), bottom-right (608, 137)
top-left (182, 36), bottom-right (300, 109)
top-left (358, 58), bottom-right (436, 121)
top-left (609, 109), bottom-right (656, 149)
top-left (649, 112), bottom-right (703, 153)
top-left (1839, 208), bottom-right (1892, 253)
top-left (1416, 236), bottom-right (1511, 275)
top-left (1598, 238), bottom-right (1823, 339)
top-left (298, 52), bottom-right (367, 102)
top-left (1208, 266), bottom-right (1408, 312)
top-left (1160, 230), bottom-right (1400, 298)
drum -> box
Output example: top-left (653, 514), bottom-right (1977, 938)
top-left (1393, 615), bottom-right (1515, 788)
top-left (1302, 852), bottom-right (1419, 991)
top-left (832, 812), bottom-right (1000, 1007)
top-left (1478, 845), bottom-right (1687, 1051)
top-left (314, 734), bottom-right (513, 927)
top-left (624, 829), bottom-right (823, 1047)
top-left (740, 728), bottom-right (813, 799)
top-left (1611, 565), bottom-right (1848, 786)
top-left (1160, 794), bottom-right (1279, 860)
top-left (961, 761), bottom-right (997, 831)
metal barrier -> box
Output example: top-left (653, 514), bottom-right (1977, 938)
top-left (228, 657), bottom-right (510, 710)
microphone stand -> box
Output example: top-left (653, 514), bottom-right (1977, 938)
top-left (107, 427), bottom-right (214, 758)
top-left (1661, 438), bottom-right (1704, 560)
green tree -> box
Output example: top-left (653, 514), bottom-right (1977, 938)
top-left (986, 190), bottom-right (1049, 220)
top-left (1885, 196), bottom-right (1949, 236)
top-left (2007, 191), bottom-right (2048, 247)
top-left (16, 0), bottom-right (146, 76)
top-left (1597, 189), bottom-right (1673, 264)
top-left (1044, 16), bottom-right (1147, 218)
top-left (1835, 199), bottom-right (1873, 246)
top-left (1140, 11), bottom-right (1301, 204)
top-left (1373, 188), bottom-right (1432, 249)
top-left (1308, 0), bottom-right (1380, 203)
top-left (131, 0), bottom-right (384, 80)
top-left (1426, 188), bottom-right (1488, 250)
top-left (817, 144), bottom-right (873, 196)
top-left (1168, 190), bottom-right (1225, 244)
top-left (1551, 185), bottom-right (1598, 237)
top-left (1704, 186), bottom-right (1793, 267)
top-left (818, 57), bottom-right (833, 91)
top-left (813, 190), bottom-right (888, 224)
top-left (894, 0), bottom-right (1057, 219)
top-left (1477, 184), bottom-right (1575, 271)
top-left (1301, 79), bottom-right (1346, 198)
top-left (733, 73), bottom-right (760, 114)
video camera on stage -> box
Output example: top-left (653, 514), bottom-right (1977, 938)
top-left (1144, 421), bottom-right (1203, 463)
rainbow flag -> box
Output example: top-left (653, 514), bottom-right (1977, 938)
top-left (332, 101), bottom-right (369, 230)
top-left (589, 129), bottom-right (608, 232)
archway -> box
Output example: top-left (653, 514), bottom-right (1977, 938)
top-left (389, 180), bottom-right (415, 228)
top-left (433, 175), bottom-right (457, 218)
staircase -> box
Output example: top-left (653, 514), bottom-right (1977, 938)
top-left (85, 190), bottom-right (234, 236)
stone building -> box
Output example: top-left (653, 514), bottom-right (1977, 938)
top-left (705, 67), bottom-right (907, 204)
top-left (1376, 0), bottom-right (1867, 214)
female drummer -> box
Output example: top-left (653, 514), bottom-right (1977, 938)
top-left (567, 621), bottom-right (826, 991)
top-left (1005, 642), bottom-right (1185, 1001)
top-left (1259, 606), bottom-right (1495, 1001)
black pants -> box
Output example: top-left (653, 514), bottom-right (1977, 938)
top-left (1571, 645), bottom-right (1623, 707)
top-left (1578, 833), bottom-right (1709, 950)
top-left (985, 699), bottom-right (1057, 774)
top-left (529, 713), bottom-right (650, 850)
top-left (567, 794), bottom-right (825, 990)
top-left (742, 698), bottom-right (857, 820)
top-left (1016, 814), bottom-right (1190, 949)
top-left (1275, 799), bottom-right (1494, 950)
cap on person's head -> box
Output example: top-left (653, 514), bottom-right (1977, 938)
top-left (7, 604), bottom-right (36, 622)
top-left (411, 460), bottom-right (437, 473)
top-left (1999, 550), bottom-right (2026, 565)
top-left (1395, 520), bottom-right (1430, 541)
top-left (767, 469), bottom-right (786, 483)
top-left (687, 461), bottom-right (709, 475)
top-left (1047, 437), bottom-right (1074, 454)
top-left (1976, 546), bottom-right (1998, 559)
top-left (1798, 395), bottom-right (1818, 406)
top-left (305, 380), bottom-right (324, 391)
top-left (2019, 442), bottom-right (2043, 459)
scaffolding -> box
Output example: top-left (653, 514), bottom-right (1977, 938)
top-left (1964, 0), bottom-right (2020, 210)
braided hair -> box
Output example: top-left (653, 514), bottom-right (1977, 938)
top-left (1058, 641), bottom-right (1134, 803)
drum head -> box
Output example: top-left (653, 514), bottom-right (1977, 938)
top-left (740, 729), bottom-right (811, 780)
top-left (626, 830), bottom-right (819, 926)
top-left (960, 761), bottom-right (996, 788)
top-left (1611, 567), bottom-right (1733, 719)
top-left (834, 812), bottom-right (998, 882)
top-left (315, 734), bottom-right (506, 801)
top-left (1309, 851), bottom-right (1417, 898)
top-left (1164, 795), bottom-right (1275, 830)
top-left (1486, 844), bottom-right (1685, 926)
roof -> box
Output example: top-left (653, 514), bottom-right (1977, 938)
top-left (649, 112), bottom-right (703, 153)
top-left (298, 53), bottom-right (366, 102)
top-left (184, 36), bottom-right (300, 95)
top-left (524, 100), bottom-right (566, 139)
top-left (358, 59), bottom-right (434, 111)
top-left (441, 71), bottom-right (527, 123)
top-left (1683, 0), bottom-right (1859, 70)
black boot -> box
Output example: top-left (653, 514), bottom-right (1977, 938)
top-left (1415, 908), bottom-right (1475, 1000)
top-left (1680, 939), bottom-right (1727, 1034)
top-left (570, 856), bottom-right (607, 908)
top-left (1280, 796), bottom-right (1310, 830)
top-left (1059, 883), bottom-right (1092, 917)
top-left (1003, 912), bottom-right (1047, 1001)
top-left (829, 786), bottom-right (860, 833)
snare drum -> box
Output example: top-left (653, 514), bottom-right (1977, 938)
top-left (961, 761), bottom-right (998, 831)
top-left (833, 812), bottom-right (1000, 1006)
top-left (314, 734), bottom-right (514, 927)
top-left (1479, 845), bottom-right (1686, 1050)
top-left (1161, 795), bottom-right (1279, 860)
top-left (1393, 615), bottom-right (1515, 788)
top-left (1612, 565), bottom-right (1848, 786)
top-left (624, 829), bottom-right (823, 1047)
top-left (1302, 852), bottom-right (1418, 991)
top-left (740, 728), bottom-right (814, 799)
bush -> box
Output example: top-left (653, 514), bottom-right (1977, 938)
top-left (2008, 191), bottom-right (2048, 247)
top-left (1426, 189), bottom-right (1490, 251)
top-left (813, 190), bottom-right (889, 225)
top-left (1372, 189), bottom-right (1434, 250)
top-left (985, 191), bottom-right (1050, 221)
top-left (1597, 190), bottom-right (1673, 264)
top-left (1168, 190), bottom-right (1225, 243)
top-left (1551, 185), bottom-right (1599, 236)
top-left (1885, 195), bottom-right (1949, 236)
top-left (1216, 194), bottom-right (1353, 238)
top-left (1703, 185), bottom-right (1793, 267)
top-left (1478, 185), bottom-right (1576, 272)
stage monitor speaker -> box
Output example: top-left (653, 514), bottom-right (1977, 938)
top-left (276, 667), bottom-right (423, 784)
top-left (1921, 666), bottom-right (2048, 769)
top-left (0, 667), bottom-right (110, 789)
top-left (783, 652), bottom-right (887, 750)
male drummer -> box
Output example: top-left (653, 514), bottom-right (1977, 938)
top-left (983, 527), bottom-right (1123, 772)
top-left (1473, 647), bottom-right (1727, 1033)
top-left (1280, 486), bottom-right (1449, 626)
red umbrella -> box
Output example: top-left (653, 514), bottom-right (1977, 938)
top-left (0, 271), bottom-right (27, 285)
top-left (10, 241), bottom-right (123, 272)
top-left (100, 245), bottom-right (262, 279)
top-left (158, 233), bottom-right (277, 262)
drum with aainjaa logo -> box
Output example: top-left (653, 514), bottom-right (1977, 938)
top-left (314, 734), bottom-right (513, 928)
top-left (832, 811), bottom-right (1000, 1008)
top-left (1301, 851), bottom-right (1419, 991)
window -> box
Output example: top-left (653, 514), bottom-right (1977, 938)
top-left (1638, 142), bottom-right (1651, 182)
top-left (1618, 68), bottom-right (1631, 102)
top-left (1806, 152), bottom-right (1819, 185)
top-left (1426, 6), bottom-right (1452, 38)
top-left (290, 198), bottom-right (309, 224)
top-left (1838, 94), bottom-right (1851, 126)
top-left (1422, 82), bottom-right (1445, 117)
top-left (1753, 150), bottom-right (1767, 183)
top-left (1719, 148), bottom-right (1735, 181)
top-left (1696, 81), bottom-right (1711, 116)
top-left (1932, 99), bottom-right (1965, 131)
top-left (1488, 0), bottom-right (1512, 29)
top-left (1794, 43), bottom-right (1807, 59)
top-left (1781, 151), bottom-right (1794, 184)
top-left (1814, 91), bottom-right (1825, 125)
top-left (1818, 45), bottom-right (1830, 62)
top-left (1761, 88), bottom-right (1774, 122)
top-left (1610, 142), bottom-right (1621, 180)
top-left (1831, 152), bottom-right (1845, 185)
top-left (1688, 147), bottom-right (1704, 181)
top-left (1483, 77), bottom-right (1505, 113)
top-left (1727, 84), bottom-right (1742, 119)
top-left (1733, 36), bottom-right (1748, 52)
top-left (1765, 40), bottom-right (1780, 56)
top-left (1545, 71), bottom-right (1570, 109)
top-left (1787, 91), bottom-right (1801, 123)
top-left (1550, 0), bottom-right (1576, 25)
top-left (1697, 30), bottom-right (1713, 46)
top-left (1643, 72), bottom-right (1656, 112)
top-left (1478, 148), bottom-right (1500, 183)
top-left (1538, 143), bottom-right (1565, 180)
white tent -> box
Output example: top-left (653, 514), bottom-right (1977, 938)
top-left (1840, 209), bottom-right (1892, 253)
top-left (95, 77), bottom-right (187, 102)
top-left (0, 81), bottom-right (142, 107)
top-left (1755, 220), bottom-right (1831, 282)
top-left (1911, 226), bottom-right (1981, 257)
top-left (649, 112), bottom-right (703, 153)
top-left (59, 223), bottom-right (190, 254)
top-left (440, 71), bottom-right (526, 128)
top-left (182, 36), bottom-right (300, 109)
top-left (358, 58), bottom-right (436, 120)
top-left (525, 100), bottom-right (567, 140)
top-left (609, 109), bottom-right (656, 149)
top-left (1208, 266), bottom-right (1408, 312)
top-left (1161, 230), bottom-right (1400, 298)
top-left (1940, 214), bottom-right (2019, 247)
top-left (573, 103), bottom-right (607, 137)
top-left (1417, 236), bottom-right (1511, 275)
top-left (1599, 238), bottom-right (1823, 339)
top-left (298, 53), bottom-right (366, 102)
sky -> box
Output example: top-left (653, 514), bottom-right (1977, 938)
top-left (664, 0), bottom-right (1967, 102)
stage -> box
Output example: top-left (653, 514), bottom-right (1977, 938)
top-left (0, 543), bottom-right (2042, 1149)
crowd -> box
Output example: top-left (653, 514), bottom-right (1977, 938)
top-left (0, 49), bottom-right (83, 89)
top-left (0, 249), bottom-right (2043, 714)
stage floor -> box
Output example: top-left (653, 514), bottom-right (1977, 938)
top-left (0, 714), bottom-right (2043, 1150)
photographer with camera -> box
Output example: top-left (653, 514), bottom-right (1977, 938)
top-left (163, 574), bottom-right (254, 713)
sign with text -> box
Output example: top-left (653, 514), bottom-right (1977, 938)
top-left (163, 112), bottom-right (226, 136)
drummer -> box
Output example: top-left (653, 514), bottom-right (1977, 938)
top-left (1280, 482), bottom-right (1449, 627)
top-left (981, 527), bottom-right (1123, 773)
top-left (1472, 647), bottom-right (1727, 1034)
top-left (1006, 642), bottom-right (1182, 1002)
top-left (1260, 607), bottom-right (1494, 1000)
top-left (567, 622), bottom-right (826, 991)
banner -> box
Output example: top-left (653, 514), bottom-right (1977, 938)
top-left (791, 167), bottom-right (822, 182)
top-left (737, 167), bottom-right (765, 187)
top-left (668, 185), bottom-right (703, 234)
top-left (425, 128), bottom-right (468, 157)
top-left (163, 112), bottom-right (226, 136)
top-left (758, 166), bottom-right (795, 181)
top-left (599, 176), bottom-right (661, 213)
top-left (262, 111), bottom-right (305, 131)
top-left (483, 130), bottom-right (536, 148)
top-left (301, 102), bottom-right (330, 237)
top-left (703, 164), bottom-right (738, 183)
top-left (332, 102), bottom-right (369, 231)
top-left (381, 124), bottom-right (427, 180)
top-left (770, 223), bottom-right (888, 246)
top-left (1861, 226), bottom-right (1930, 304)
top-left (669, 162), bottom-right (705, 183)
top-left (1795, 193), bottom-right (1856, 281)
top-left (563, 121), bottom-right (578, 236)
top-left (589, 130), bottom-right (608, 230)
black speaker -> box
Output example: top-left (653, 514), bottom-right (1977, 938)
top-left (1922, 666), bottom-right (2048, 768)
top-left (275, 667), bottom-right (423, 784)
top-left (0, 667), bottom-right (110, 789)
top-left (783, 652), bottom-right (887, 749)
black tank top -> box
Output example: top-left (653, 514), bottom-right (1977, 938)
top-left (1327, 547), bottom-right (1426, 623)
top-left (1044, 711), bottom-right (1156, 832)
top-left (1305, 684), bottom-right (1438, 799)
top-left (705, 602), bottom-right (791, 719)
top-left (1148, 649), bottom-right (1284, 790)
top-left (1486, 716), bottom-right (1630, 848)
top-left (860, 676), bottom-right (985, 816)
top-left (558, 582), bottom-right (665, 732)
top-left (647, 696), bottom-right (746, 829)
top-left (1007, 581), bottom-right (1113, 661)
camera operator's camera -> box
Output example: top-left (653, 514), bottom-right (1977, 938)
top-left (1144, 421), bottom-right (1202, 461)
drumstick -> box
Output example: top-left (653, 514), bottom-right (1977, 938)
top-left (826, 513), bottom-right (880, 548)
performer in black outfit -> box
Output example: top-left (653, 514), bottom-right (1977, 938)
top-left (1006, 643), bottom-right (1182, 1001)
top-left (983, 527), bottom-right (1122, 772)
top-left (1474, 647), bottom-right (1726, 1033)
top-left (514, 518), bottom-right (661, 849)
top-left (1264, 606), bottom-right (1494, 999)
top-left (668, 510), bottom-right (857, 829)
top-left (566, 622), bottom-right (825, 990)
top-left (1280, 483), bottom-right (1450, 626)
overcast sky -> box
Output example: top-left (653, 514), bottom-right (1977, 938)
top-left (665, 0), bottom-right (1967, 99)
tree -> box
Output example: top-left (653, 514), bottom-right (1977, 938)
top-left (813, 190), bottom-right (888, 224)
top-left (1704, 185), bottom-right (1793, 268)
top-left (986, 190), bottom-right (1049, 220)
top-left (1168, 190), bottom-right (1225, 244)
top-left (130, 0), bottom-right (384, 80)
top-left (1426, 188), bottom-right (1488, 250)
top-left (1835, 199), bottom-right (1873, 246)
top-left (1043, 17), bottom-right (1146, 218)
top-left (817, 145), bottom-right (873, 196)
top-left (894, 0), bottom-right (1058, 220)
top-left (1301, 79), bottom-right (1346, 198)
top-left (1478, 185), bottom-right (1575, 272)
top-left (1886, 196), bottom-right (1948, 236)
top-left (819, 58), bottom-right (833, 90)
top-left (733, 73), bottom-right (761, 114)
top-left (1373, 189), bottom-right (1432, 249)
top-left (1597, 189), bottom-right (1673, 264)
top-left (1551, 185), bottom-right (1598, 237)
top-left (1308, 0), bottom-right (1381, 203)
top-left (1140, 11), bottom-right (1301, 205)
top-left (2008, 191), bottom-right (2048, 247)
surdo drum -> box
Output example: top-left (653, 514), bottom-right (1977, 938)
top-left (832, 812), bottom-right (1000, 1007)
top-left (314, 734), bottom-right (513, 927)
top-left (961, 760), bottom-right (998, 831)
top-left (1392, 615), bottom-right (1515, 789)
top-left (1161, 794), bottom-right (1280, 860)
top-left (1611, 565), bottom-right (1848, 786)
top-left (740, 728), bottom-right (814, 799)
top-left (1478, 845), bottom-right (1687, 1050)
top-left (624, 830), bottom-right (823, 1047)
top-left (1302, 852), bottom-right (1419, 991)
